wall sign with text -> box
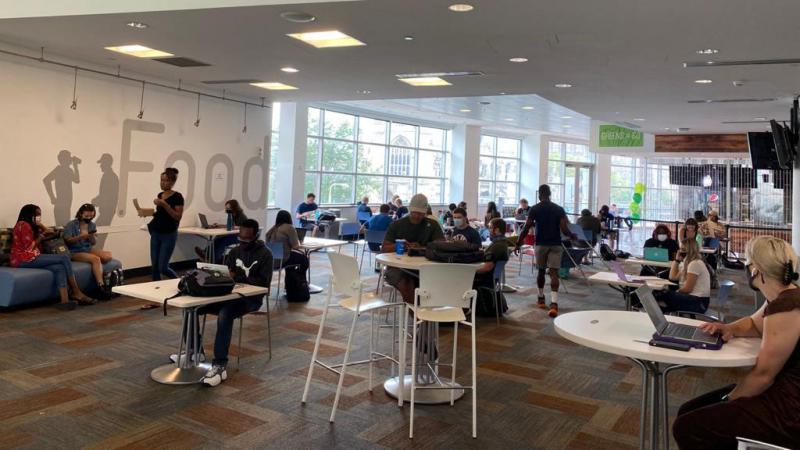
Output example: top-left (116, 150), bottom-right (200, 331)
top-left (598, 125), bottom-right (644, 147)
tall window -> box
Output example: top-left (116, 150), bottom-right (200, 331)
top-left (609, 156), bottom-right (643, 216)
top-left (609, 156), bottom-right (678, 220)
top-left (478, 135), bottom-right (521, 205)
top-left (546, 140), bottom-right (594, 212)
top-left (305, 108), bottom-right (450, 205)
top-left (267, 102), bottom-right (280, 207)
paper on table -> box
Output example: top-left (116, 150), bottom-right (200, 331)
top-left (133, 198), bottom-right (154, 217)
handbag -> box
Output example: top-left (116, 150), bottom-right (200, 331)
top-left (425, 240), bottom-right (485, 264)
top-left (41, 234), bottom-right (70, 255)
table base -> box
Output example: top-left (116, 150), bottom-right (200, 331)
top-left (151, 362), bottom-right (211, 385)
top-left (308, 284), bottom-right (324, 294)
top-left (630, 358), bottom-right (684, 450)
top-left (384, 375), bottom-right (464, 404)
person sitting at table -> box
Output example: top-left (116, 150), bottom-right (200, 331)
top-left (63, 203), bottom-right (113, 300)
top-left (361, 204), bottom-right (392, 251)
top-left (597, 204), bottom-right (617, 249)
top-left (655, 238), bottom-right (710, 314)
top-left (11, 204), bottom-right (97, 310)
top-left (382, 193), bottom-right (445, 303)
top-left (356, 196), bottom-right (372, 223)
top-left (679, 217), bottom-right (704, 248)
top-left (576, 208), bottom-right (601, 246)
top-left (640, 224), bottom-right (680, 277)
top-left (194, 199), bottom-right (248, 262)
top-left (672, 236), bottom-right (800, 449)
top-left (296, 193), bottom-right (319, 231)
top-left (265, 210), bottom-right (308, 271)
top-left (200, 219), bottom-right (273, 387)
top-left (475, 218), bottom-right (510, 286)
top-left (394, 197), bottom-right (409, 220)
top-left (481, 201), bottom-right (501, 240)
top-left (457, 201), bottom-right (468, 212)
top-left (516, 198), bottom-right (531, 218)
top-left (450, 207), bottom-right (482, 246)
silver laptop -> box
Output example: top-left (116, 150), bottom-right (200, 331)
top-left (636, 286), bottom-right (721, 346)
top-left (198, 213), bottom-right (211, 229)
top-left (196, 262), bottom-right (229, 276)
top-left (609, 260), bottom-right (645, 284)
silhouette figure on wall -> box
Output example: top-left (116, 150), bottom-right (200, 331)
top-left (91, 153), bottom-right (119, 249)
top-left (43, 149), bottom-right (81, 226)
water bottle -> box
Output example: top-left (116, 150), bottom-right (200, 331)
top-left (226, 212), bottom-right (233, 231)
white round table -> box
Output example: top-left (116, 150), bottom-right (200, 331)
top-left (375, 253), bottom-right (480, 405)
top-left (554, 310), bottom-right (760, 450)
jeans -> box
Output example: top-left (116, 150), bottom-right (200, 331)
top-left (18, 253), bottom-right (74, 289)
top-left (150, 231), bottom-right (178, 281)
top-left (183, 297), bottom-right (261, 366)
top-left (657, 290), bottom-right (709, 314)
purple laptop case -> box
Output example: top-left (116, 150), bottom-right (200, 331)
top-left (652, 332), bottom-right (724, 350)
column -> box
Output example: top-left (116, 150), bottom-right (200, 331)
top-left (275, 102), bottom-right (308, 211)
top-left (449, 124), bottom-right (481, 211)
top-left (520, 133), bottom-right (541, 202)
top-left (595, 152), bottom-right (612, 209)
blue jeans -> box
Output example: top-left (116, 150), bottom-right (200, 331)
top-left (150, 231), bottom-right (178, 281)
top-left (18, 253), bottom-right (74, 289)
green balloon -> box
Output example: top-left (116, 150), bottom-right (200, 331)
top-left (634, 182), bottom-right (646, 194)
top-left (633, 192), bottom-right (642, 203)
top-left (629, 202), bottom-right (640, 214)
top-left (631, 212), bottom-right (641, 223)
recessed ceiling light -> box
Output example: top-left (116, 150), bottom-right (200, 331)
top-left (250, 82), bottom-right (298, 90)
top-left (403, 35), bottom-right (414, 41)
top-left (522, 106), bottom-right (535, 110)
top-left (755, 117), bottom-right (767, 121)
top-left (398, 76), bottom-right (451, 87)
top-left (104, 45), bottom-right (173, 58)
top-left (663, 127), bottom-right (671, 131)
top-left (562, 125), bottom-right (572, 128)
top-left (561, 115), bottom-right (572, 119)
top-left (555, 83), bottom-right (572, 88)
top-left (504, 118), bottom-right (515, 121)
top-left (696, 48), bottom-right (719, 55)
top-left (280, 11), bottom-right (317, 23)
top-left (287, 30), bottom-right (365, 48)
top-left (448, 4), bottom-right (474, 12)
top-left (509, 57), bottom-right (528, 63)
top-left (281, 67), bottom-right (299, 73)
top-left (459, 108), bottom-right (471, 112)
top-left (357, 89), bottom-right (372, 94)
top-left (125, 21), bottom-right (148, 29)
top-left (479, 101), bottom-right (491, 105)
top-left (694, 79), bottom-right (713, 84)
top-left (633, 118), bottom-right (646, 122)
top-left (499, 92), bottom-right (507, 95)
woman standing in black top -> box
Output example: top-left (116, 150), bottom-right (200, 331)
top-left (141, 168), bottom-right (184, 280)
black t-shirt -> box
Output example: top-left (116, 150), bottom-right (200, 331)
top-left (643, 237), bottom-right (680, 260)
top-left (148, 191), bottom-right (184, 234)
top-left (526, 200), bottom-right (566, 246)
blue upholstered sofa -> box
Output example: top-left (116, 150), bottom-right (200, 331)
top-left (0, 259), bottom-right (122, 308)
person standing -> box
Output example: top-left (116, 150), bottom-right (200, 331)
top-left (679, 218), bottom-right (704, 248)
top-left (63, 203), bottom-right (113, 299)
top-left (514, 184), bottom-right (576, 318)
top-left (138, 168), bottom-right (184, 281)
top-left (43, 149), bottom-right (81, 225)
top-left (201, 219), bottom-right (273, 387)
top-left (673, 236), bottom-right (800, 449)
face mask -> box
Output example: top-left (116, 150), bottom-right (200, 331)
top-left (745, 264), bottom-right (762, 292)
top-left (453, 218), bottom-right (465, 228)
top-left (490, 233), bottom-right (504, 242)
top-left (82, 217), bottom-right (93, 224)
top-left (225, 209), bottom-right (233, 214)
top-left (33, 216), bottom-right (41, 224)
top-left (657, 234), bottom-right (667, 242)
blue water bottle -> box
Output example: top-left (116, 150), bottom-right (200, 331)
top-left (226, 212), bottom-right (233, 231)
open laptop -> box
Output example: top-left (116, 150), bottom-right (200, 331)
top-left (636, 285), bottom-right (723, 350)
top-left (198, 213), bottom-right (211, 229)
top-left (608, 260), bottom-right (646, 284)
top-left (644, 247), bottom-right (669, 262)
top-left (196, 262), bottom-right (229, 276)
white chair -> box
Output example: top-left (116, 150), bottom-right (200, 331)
top-left (301, 252), bottom-right (406, 422)
top-left (409, 264), bottom-right (478, 439)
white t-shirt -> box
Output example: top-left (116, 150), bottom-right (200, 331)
top-left (680, 259), bottom-right (710, 298)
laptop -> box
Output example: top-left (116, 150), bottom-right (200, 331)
top-left (608, 260), bottom-right (646, 284)
top-left (636, 286), bottom-right (723, 350)
top-left (196, 262), bottom-right (229, 276)
top-left (198, 213), bottom-right (211, 229)
top-left (644, 247), bottom-right (669, 262)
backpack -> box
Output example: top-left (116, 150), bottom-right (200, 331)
top-left (614, 249), bottom-right (631, 259)
top-left (599, 243), bottom-right (616, 261)
top-left (284, 263), bottom-right (310, 302)
top-left (164, 269), bottom-right (235, 315)
top-left (721, 253), bottom-right (745, 270)
top-left (425, 241), bottom-right (485, 264)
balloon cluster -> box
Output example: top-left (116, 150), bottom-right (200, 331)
top-left (629, 182), bottom-right (646, 223)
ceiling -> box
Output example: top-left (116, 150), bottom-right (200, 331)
top-left (1, 0), bottom-right (799, 133)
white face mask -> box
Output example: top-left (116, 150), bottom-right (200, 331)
top-left (657, 234), bottom-right (667, 242)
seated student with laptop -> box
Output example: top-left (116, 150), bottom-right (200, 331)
top-left (673, 236), bottom-right (800, 450)
top-left (636, 285), bottom-right (721, 349)
top-left (654, 238), bottom-right (710, 314)
top-left (194, 199), bottom-right (248, 262)
top-left (640, 224), bottom-right (679, 276)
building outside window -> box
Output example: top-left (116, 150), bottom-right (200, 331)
top-left (478, 135), bottom-right (521, 206)
top-left (546, 140), bottom-right (594, 213)
top-left (305, 107), bottom-right (450, 205)
top-left (267, 102), bottom-right (280, 207)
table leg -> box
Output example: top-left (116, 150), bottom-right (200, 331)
top-left (649, 363), bottom-right (659, 450)
top-left (207, 237), bottom-right (214, 263)
top-left (305, 250), bottom-right (324, 294)
top-left (150, 307), bottom-right (210, 385)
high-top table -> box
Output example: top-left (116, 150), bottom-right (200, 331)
top-left (375, 253), bottom-right (481, 404)
top-left (178, 226), bottom-right (239, 263)
top-left (300, 237), bottom-right (349, 294)
top-left (112, 279), bottom-right (268, 385)
top-left (588, 271), bottom-right (674, 310)
top-left (554, 310), bottom-right (760, 450)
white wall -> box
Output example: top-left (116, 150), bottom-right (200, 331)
top-left (0, 54), bottom-right (271, 269)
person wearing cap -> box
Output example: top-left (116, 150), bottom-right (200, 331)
top-left (514, 184), bottom-right (577, 318)
top-left (382, 193), bottom-right (445, 303)
top-left (700, 210), bottom-right (726, 239)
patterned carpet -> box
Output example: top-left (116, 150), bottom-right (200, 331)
top-left (0, 249), bottom-right (758, 449)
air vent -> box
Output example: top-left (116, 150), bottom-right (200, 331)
top-left (154, 57), bottom-right (211, 67)
top-left (202, 79), bottom-right (262, 85)
top-left (395, 71), bottom-right (485, 78)
top-left (615, 121), bottom-right (641, 129)
top-left (721, 120), bottom-right (770, 124)
top-left (688, 98), bottom-right (777, 104)
top-left (683, 58), bottom-right (800, 68)
top-left (677, 127), bottom-right (691, 132)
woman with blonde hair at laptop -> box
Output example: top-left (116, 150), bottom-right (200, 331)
top-left (673, 236), bottom-right (800, 449)
top-left (656, 238), bottom-right (710, 314)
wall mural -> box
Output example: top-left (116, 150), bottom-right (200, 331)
top-left (42, 149), bottom-right (81, 225)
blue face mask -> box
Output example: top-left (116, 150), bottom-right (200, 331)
top-left (453, 218), bottom-right (465, 227)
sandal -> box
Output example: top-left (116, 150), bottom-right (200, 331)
top-left (71, 296), bottom-right (98, 305)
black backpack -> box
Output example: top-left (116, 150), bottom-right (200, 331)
top-left (425, 241), bottom-right (485, 264)
top-left (599, 243), bottom-right (616, 261)
top-left (164, 269), bottom-right (235, 314)
top-left (284, 263), bottom-right (310, 302)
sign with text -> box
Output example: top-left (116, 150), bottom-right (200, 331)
top-left (599, 125), bottom-right (644, 147)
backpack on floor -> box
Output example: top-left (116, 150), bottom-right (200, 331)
top-left (599, 243), bottom-right (616, 261)
top-left (475, 288), bottom-right (508, 317)
top-left (102, 267), bottom-right (125, 298)
top-left (284, 263), bottom-right (310, 302)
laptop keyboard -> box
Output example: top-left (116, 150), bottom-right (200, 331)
top-left (664, 323), bottom-right (718, 344)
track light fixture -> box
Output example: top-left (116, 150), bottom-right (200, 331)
top-left (194, 93), bottom-right (201, 127)
top-left (70, 67), bottom-right (78, 110)
top-left (137, 81), bottom-right (145, 119)
top-left (242, 103), bottom-right (248, 133)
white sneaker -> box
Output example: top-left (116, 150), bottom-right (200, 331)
top-left (169, 351), bottom-right (206, 364)
top-left (201, 365), bottom-right (228, 387)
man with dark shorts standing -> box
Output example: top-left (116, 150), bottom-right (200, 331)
top-left (514, 184), bottom-right (576, 318)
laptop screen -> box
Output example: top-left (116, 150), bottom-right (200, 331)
top-left (636, 286), bottom-right (668, 334)
top-left (608, 260), bottom-right (628, 282)
top-left (198, 213), bottom-right (209, 228)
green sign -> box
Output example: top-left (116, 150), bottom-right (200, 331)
top-left (599, 125), bottom-right (644, 147)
